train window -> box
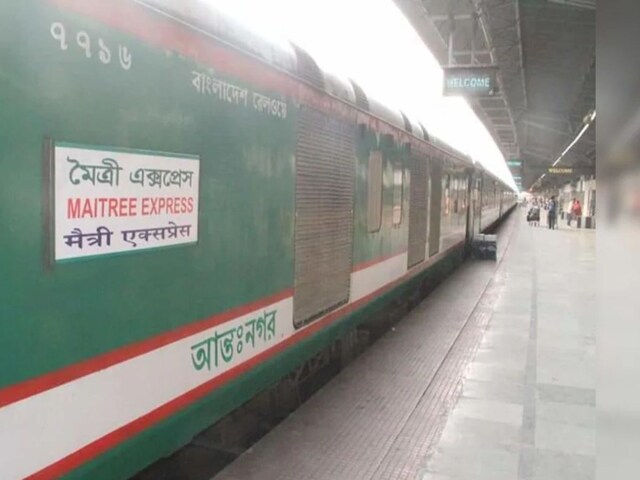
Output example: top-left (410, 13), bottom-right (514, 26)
top-left (392, 168), bottom-right (403, 226)
top-left (367, 151), bottom-right (383, 232)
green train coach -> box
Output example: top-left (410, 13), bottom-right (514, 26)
top-left (0, 0), bottom-right (516, 478)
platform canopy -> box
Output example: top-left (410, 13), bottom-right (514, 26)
top-left (394, 0), bottom-right (595, 191)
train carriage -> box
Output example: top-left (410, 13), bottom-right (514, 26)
top-left (0, 1), bottom-right (516, 478)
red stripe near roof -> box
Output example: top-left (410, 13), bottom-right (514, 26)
top-left (47, 0), bottom-right (467, 158)
top-left (49, 0), bottom-right (472, 159)
top-left (26, 243), bottom-right (461, 479)
top-left (48, 0), bottom-right (358, 122)
top-left (50, 0), bottom-right (298, 97)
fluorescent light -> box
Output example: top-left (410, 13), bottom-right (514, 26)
top-left (533, 110), bottom-right (595, 186)
top-left (551, 122), bottom-right (590, 167)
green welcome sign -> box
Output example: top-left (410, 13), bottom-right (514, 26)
top-left (507, 159), bottom-right (523, 167)
top-left (443, 66), bottom-right (498, 97)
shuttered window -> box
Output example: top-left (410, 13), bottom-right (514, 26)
top-left (407, 155), bottom-right (428, 268)
top-left (293, 107), bottom-right (355, 328)
top-left (367, 151), bottom-right (383, 232)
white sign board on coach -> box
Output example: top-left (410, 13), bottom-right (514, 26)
top-left (54, 142), bottom-right (200, 261)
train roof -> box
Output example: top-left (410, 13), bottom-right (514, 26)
top-left (140, 0), bottom-right (511, 188)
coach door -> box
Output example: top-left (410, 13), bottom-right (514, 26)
top-left (428, 158), bottom-right (442, 257)
top-left (293, 107), bottom-right (355, 328)
top-left (407, 154), bottom-right (428, 268)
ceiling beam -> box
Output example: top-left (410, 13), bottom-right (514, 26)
top-left (521, 119), bottom-right (572, 137)
top-left (526, 112), bottom-right (572, 126)
top-left (429, 14), bottom-right (475, 21)
top-left (522, 149), bottom-right (552, 161)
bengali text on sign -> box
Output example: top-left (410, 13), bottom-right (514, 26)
top-left (54, 143), bottom-right (200, 261)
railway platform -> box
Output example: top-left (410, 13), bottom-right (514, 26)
top-left (213, 209), bottom-right (595, 480)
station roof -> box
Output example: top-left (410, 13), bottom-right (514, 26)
top-left (394, 0), bottom-right (595, 191)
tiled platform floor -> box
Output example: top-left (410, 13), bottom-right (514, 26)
top-left (423, 212), bottom-right (595, 480)
top-left (214, 210), bottom-right (595, 480)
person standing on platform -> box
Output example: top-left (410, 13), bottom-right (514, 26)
top-left (572, 199), bottom-right (582, 227)
top-left (567, 198), bottom-right (576, 226)
top-left (548, 196), bottom-right (558, 229)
